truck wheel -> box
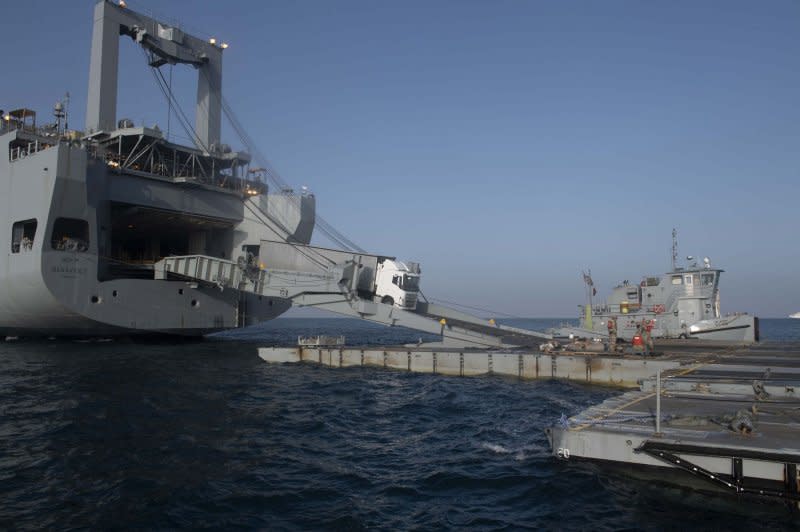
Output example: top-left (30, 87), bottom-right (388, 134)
top-left (381, 296), bottom-right (394, 306)
top-left (678, 333), bottom-right (688, 340)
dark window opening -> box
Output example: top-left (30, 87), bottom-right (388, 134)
top-left (112, 290), bottom-right (118, 297)
top-left (242, 244), bottom-right (260, 257)
top-left (101, 203), bottom-right (234, 281)
top-left (178, 288), bottom-right (184, 295)
top-left (242, 244), bottom-right (260, 269)
top-left (11, 219), bottom-right (37, 253)
top-left (52, 218), bottom-right (89, 252)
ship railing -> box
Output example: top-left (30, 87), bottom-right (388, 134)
top-left (587, 303), bottom-right (668, 316)
top-left (86, 145), bottom-right (265, 195)
top-left (2, 118), bottom-right (69, 139)
top-left (1, 121), bottom-right (37, 135)
top-left (8, 140), bottom-right (54, 162)
top-left (51, 237), bottom-right (89, 252)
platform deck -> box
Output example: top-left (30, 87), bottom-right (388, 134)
top-left (547, 343), bottom-right (800, 499)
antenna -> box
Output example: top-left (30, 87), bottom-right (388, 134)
top-left (64, 92), bottom-right (70, 131)
top-left (54, 101), bottom-right (64, 133)
top-left (54, 92), bottom-right (70, 134)
top-left (671, 228), bottom-right (678, 270)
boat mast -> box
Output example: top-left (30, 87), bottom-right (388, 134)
top-left (582, 269), bottom-right (594, 330)
top-left (671, 228), bottom-right (678, 270)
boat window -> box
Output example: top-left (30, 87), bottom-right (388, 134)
top-left (401, 275), bottom-right (419, 291)
top-left (671, 276), bottom-right (682, 285)
top-left (701, 273), bottom-right (715, 286)
top-left (684, 275), bottom-right (693, 285)
top-left (11, 219), bottom-right (37, 253)
top-left (51, 218), bottom-right (90, 252)
top-left (242, 244), bottom-right (260, 259)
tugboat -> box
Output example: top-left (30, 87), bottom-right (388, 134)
top-left (554, 230), bottom-right (759, 343)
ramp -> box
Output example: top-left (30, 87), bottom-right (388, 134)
top-left (154, 254), bottom-right (551, 347)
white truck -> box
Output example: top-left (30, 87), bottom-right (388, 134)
top-left (257, 240), bottom-right (421, 310)
top-left (374, 259), bottom-right (421, 310)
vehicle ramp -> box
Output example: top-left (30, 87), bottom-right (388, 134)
top-left (154, 255), bottom-right (551, 348)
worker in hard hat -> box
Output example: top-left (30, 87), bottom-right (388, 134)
top-left (607, 317), bottom-right (618, 352)
top-left (642, 318), bottom-right (655, 356)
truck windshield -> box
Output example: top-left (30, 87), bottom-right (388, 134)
top-left (401, 275), bottom-right (419, 291)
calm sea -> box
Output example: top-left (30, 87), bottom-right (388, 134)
top-left (1, 318), bottom-right (798, 530)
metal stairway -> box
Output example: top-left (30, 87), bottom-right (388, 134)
top-left (154, 255), bottom-right (551, 348)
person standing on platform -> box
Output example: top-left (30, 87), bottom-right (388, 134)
top-left (642, 318), bottom-right (655, 356)
top-left (607, 317), bottom-right (618, 352)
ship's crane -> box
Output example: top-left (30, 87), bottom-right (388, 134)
top-left (86, 0), bottom-right (223, 150)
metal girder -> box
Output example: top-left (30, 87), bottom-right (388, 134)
top-left (86, 0), bottom-right (223, 149)
top-left (637, 440), bottom-right (800, 500)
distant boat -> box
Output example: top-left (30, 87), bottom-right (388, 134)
top-left (551, 231), bottom-right (759, 343)
top-left (791, 312), bottom-right (800, 319)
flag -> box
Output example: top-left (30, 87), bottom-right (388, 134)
top-left (582, 270), bottom-right (593, 287)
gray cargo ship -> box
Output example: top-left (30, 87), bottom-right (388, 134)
top-left (1, 1), bottom-right (553, 349)
top-left (554, 231), bottom-right (759, 343)
top-left (0, 1), bottom-right (314, 337)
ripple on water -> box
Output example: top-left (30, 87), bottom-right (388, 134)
top-left (2, 319), bottom-right (800, 529)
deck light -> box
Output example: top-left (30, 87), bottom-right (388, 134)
top-left (209, 38), bottom-right (217, 45)
top-left (221, 42), bottom-right (229, 49)
top-left (119, 0), bottom-right (127, 8)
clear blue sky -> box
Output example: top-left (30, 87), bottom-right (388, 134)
top-left (2, 1), bottom-right (798, 317)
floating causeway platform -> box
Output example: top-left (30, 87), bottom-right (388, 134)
top-left (547, 342), bottom-right (800, 501)
top-left (259, 341), bottom-right (800, 500)
top-left (258, 344), bottom-right (683, 387)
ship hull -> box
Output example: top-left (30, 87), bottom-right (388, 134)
top-left (553, 313), bottom-right (758, 344)
top-left (684, 315), bottom-right (758, 342)
top-left (0, 128), bottom-right (310, 338)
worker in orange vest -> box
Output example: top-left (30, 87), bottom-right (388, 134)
top-left (642, 318), bottom-right (655, 356)
top-left (607, 317), bottom-right (618, 352)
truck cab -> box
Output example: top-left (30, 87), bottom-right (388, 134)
top-left (375, 259), bottom-right (420, 310)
